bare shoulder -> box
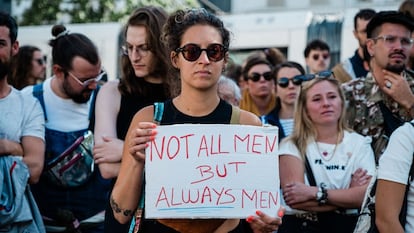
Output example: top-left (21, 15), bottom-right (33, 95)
top-left (238, 109), bottom-right (261, 126)
top-left (100, 80), bottom-right (120, 94)
top-left (130, 105), bottom-right (156, 126)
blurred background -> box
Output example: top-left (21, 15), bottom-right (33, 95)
top-left (0, 0), bottom-right (405, 80)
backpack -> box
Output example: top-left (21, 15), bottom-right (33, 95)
top-left (353, 122), bottom-right (414, 233)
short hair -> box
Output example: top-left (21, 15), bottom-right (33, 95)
top-left (304, 39), bottom-right (330, 58)
top-left (366, 11), bottom-right (414, 38)
top-left (354, 9), bottom-right (376, 30)
top-left (0, 11), bottom-right (18, 44)
top-left (218, 75), bottom-right (241, 103)
top-left (49, 25), bottom-right (99, 71)
top-left (242, 55), bottom-right (274, 81)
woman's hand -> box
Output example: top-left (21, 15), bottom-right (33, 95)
top-left (246, 208), bottom-right (284, 233)
top-left (283, 182), bottom-right (316, 205)
top-left (128, 122), bottom-right (157, 162)
top-left (350, 168), bottom-right (372, 187)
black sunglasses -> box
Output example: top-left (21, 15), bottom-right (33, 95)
top-left (175, 43), bottom-right (227, 62)
top-left (248, 72), bottom-right (273, 82)
top-left (277, 75), bottom-right (303, 88)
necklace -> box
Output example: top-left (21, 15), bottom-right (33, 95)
top-left (315, 134), bottom-right (340, 162)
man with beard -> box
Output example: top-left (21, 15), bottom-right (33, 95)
top-left (333, 8), bottom-right (376, 83)
top-left (0, 11), bottom-right (45, 232)
top-left (22, 24), bottom-right (110, 233)
top-left (342, 11), bottom-right (414, 161)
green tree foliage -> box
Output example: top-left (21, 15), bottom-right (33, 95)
top-left (18, 0), bottom-right (200, 26)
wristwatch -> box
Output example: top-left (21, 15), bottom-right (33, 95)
top-left (316, 186), bottom-right (324, 201)
top-left (316, 183), bottom-right (328, 205)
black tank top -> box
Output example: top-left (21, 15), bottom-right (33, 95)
top-left (160, 98), bottom-right (232, 125)
top-left (116, 81), bottom-right (167, 139)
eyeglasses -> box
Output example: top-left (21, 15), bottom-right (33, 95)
top-left (277, 75), bottom-right (303, 88)
top-left (121, 43), bottom-right (150, 57)
top-left (34, 58), bottom-right (45, 66)
top-left (372, 35), bottom-right (414, 48)
top-left (312, 53), bottom-right (330, 61)
top-left (247, 72), bottom-right (273, 82)
top-left (67, 70), bottom-right (106, 88)
top-left (175, 43), bottom-right (227, 62)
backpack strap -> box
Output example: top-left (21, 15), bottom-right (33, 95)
top-left (230, 105), bottom-right (240, 124)
top-left (32, 83), bottom-right (47, 121)
top-left (153, 102), bottom-right (164, 125)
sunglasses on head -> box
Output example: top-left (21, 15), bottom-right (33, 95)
top-left (302, 70), bottom-right (334, 81)
top-left (277, 75), bottom-right (303, 88)
top-left (248, 72), bottom-right (273, 82)
top-left (312, 53), bottom-right (330, 61)
top-left (175, 43), bottom-right (227, 62)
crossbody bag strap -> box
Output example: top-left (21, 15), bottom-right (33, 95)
top-left (304, 154), bottom-right (317, 186)
top-left (87, 85), bottom-right (100, 131)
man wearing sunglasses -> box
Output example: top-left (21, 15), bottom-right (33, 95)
top-left (332, 9), bottom-right (376, 83)
top-left (22, 25), bottom-right (110, 233)
top-left (342, 11), bottom-right (414, 161)
top-left (304, 39), bottom-right (331, 74)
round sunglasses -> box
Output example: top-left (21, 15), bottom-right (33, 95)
top-left (175, 43), bottom-right (227, 62)
top-left (248, 72), bottom-right (273, 82)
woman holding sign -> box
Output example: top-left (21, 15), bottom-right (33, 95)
top-left (278, 74), bottom-right (376, 233)
top-left (111, 8), bottom-right (283, 233)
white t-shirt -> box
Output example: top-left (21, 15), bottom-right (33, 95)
top-left (279, 131), bottom-right (376, 214)
top-left (0, 87), bottom-right (44, 145)
top-left (23, 78), bottom-right (91, 132)
top-left (378, 121), bottom-right (414, 232)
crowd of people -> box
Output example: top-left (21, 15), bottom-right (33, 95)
top-left (2, 1), bottom-right (414, 233)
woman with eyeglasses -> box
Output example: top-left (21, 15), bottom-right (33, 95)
top-left (264, 61), bottom-right (305, 141)
top-left (239, 55), bottom-right (277, 120)
top-left (111, 8), bottom-right (283, 233)
top-left (9, 45), bottom-right (46, 90)
top-left (93, 6), bottom-right (176, 233)
top-left (277, 73), bottom-right (376, 233)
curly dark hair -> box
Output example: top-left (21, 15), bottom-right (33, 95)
top-left (119, 6), bottom-right (173, 97)
top-left (162, 8), bottom-right (230, 95)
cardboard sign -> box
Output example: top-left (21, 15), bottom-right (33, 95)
top-left (145, 124), bottom-right (280, 219)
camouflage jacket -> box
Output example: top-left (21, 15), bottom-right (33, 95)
top-left (341, 70), bottom-right (414, 159)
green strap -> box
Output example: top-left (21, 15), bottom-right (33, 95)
top-left (230, 105), bottom-right (240, 124)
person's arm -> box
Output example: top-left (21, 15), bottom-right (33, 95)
top-left (0, 139), bottom-right (23, 156)
top-left (375, 179), bottom-right (405, 233)
top-left (111, 106), bottom-right (155, 224)
top-left (21, 136), bottom-right (45, 184)
top-left (93, 81), bottom-right (124, 179)
top-left (280, 154), bottom-right (336, 212)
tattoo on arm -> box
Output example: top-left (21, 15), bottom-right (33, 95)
top-left (110, 195), bottom-right (135, 217)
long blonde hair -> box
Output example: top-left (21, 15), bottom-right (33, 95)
top-left (287, 76), bottom-right (349, 158)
